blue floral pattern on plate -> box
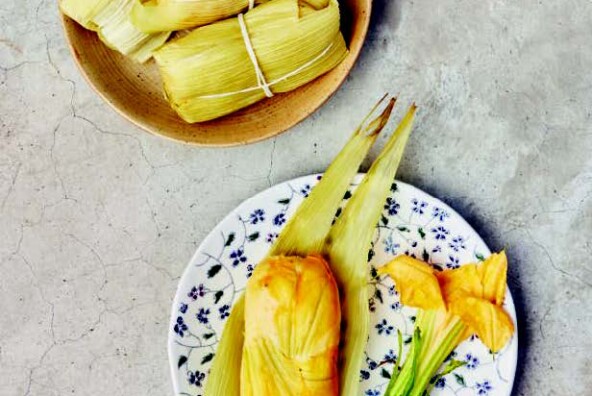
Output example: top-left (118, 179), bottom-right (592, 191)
top-left (168, 175), bottom-right (518, 396)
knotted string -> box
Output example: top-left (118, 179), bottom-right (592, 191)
top-left (237, 12), bottom-right (274, 98)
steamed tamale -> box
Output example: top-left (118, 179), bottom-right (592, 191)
top-left (130, 0), bottom-right (332, 33)
top-left (242, 255), bottom-right (340, 396)
top-left (153, 0), bottom-right (348, 123)
top-left (60, 0), bottom-right (170, 63)
top-left (130, 0), bottom-right (267, 33)
top-left (205, 98), bottom-right (397, 396)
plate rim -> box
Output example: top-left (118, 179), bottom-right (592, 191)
top-left (167, 174), bottom-right (518, 394)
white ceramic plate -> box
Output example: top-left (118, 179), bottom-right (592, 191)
top-left (168, 175), bottom-right (518, 396)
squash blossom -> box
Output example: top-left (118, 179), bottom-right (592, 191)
top-left (378, 252), bottom-right (514, 396)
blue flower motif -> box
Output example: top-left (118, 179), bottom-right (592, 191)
top-left (366, 357), bottom-right (378, 370)
top-left (465, 353), bottom-right (480, 370)
top-left (431, 226), bottom-right (449, 240)
top-left (476, 380), bottom-right (493, 395)
top-left (388, 285), bottom-right (398, 296)
top-left (246, 264), bottom-right (254, 278)
top-left (249, 209), bottom-right (265, 224)
top-left (266, 232), bottom-right (278, 243)
top-left (196, 308), bottom-right (210, 324)
top-left (412, 198), bottom-right (428, 215)
top-left (187, 370), bottom-right (206, 387)
top-left (360, 370), bottom-right (370, 381)
top-left (300, 184), bottom-right (311, 197)
top-left (432, 245), bottom-right (442, 253)
top-left (384, 349), bottom-right (397, 362)
top-left (365, 390), bottom-right (380, 396)
top-left (384, 197), bottom-right (400, 216)
top-left (449, 235), bottom-right (466, 252)
top-left (384, 235), bottom-right (400, 255)
top-left (435, 377), bottom-right (446, 389)
top-left (188, 284), bottom-right (206, 300)
top-left (179, 303), bottom-right (188, 314)
top-left (229, 248), bottom-right (247, 267)
top-left (219, 304), bottom-right (230, 320)
top-left (432, 206), bottom-right (450, 222)
top-left (174, 316), bottom-right (188, 337)
top-left (391, 301), bottom-right (401, 311)
top-left (446, 255), bottom-right (460, 269)
top-left (375, 319), bottom-right (394, 335)
top-left (273, 213), bottom-right (286, 226)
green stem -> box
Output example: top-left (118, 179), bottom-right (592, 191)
top-left (410, 317), bottom-right (466, 396)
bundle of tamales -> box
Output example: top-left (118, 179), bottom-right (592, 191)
top-left (59, 0), bottom-right (170, 62)
top-left (61, 0), bottom-right (348, 122)
top-left (153, 0), bottom-right (347, 122)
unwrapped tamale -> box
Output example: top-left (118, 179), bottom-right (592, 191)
top-left (242, 255), bottom-right (340, 396)
top-left (153, 0), bottom-right (348, 123)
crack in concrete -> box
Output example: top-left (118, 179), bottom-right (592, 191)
top-left (1, 162), bottom-right (21, 211)
top-left (526, 229), bottom-right (592, 288)
top-left (266, 138), bottom-right (277, 187)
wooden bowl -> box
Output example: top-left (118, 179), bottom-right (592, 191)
top-left (60, 0), bottom-right (372, 147)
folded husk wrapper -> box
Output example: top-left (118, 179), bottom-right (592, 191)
top-left (130, 0), bottom-right (331, 33)
top-left (60, 0), bottom-right (170, 63)
top-left (153, 0), bottom-right (348, 123)
top-left (242, 255), bottom-right (340, 396)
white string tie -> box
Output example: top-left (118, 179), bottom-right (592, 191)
top-left (237, 13), bottom-right (274, 98)
top-left (248, 0), bottom-right (255, 10)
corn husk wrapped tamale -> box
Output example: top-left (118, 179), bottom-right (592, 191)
top-left (205, 98), bottom-right (396, 396)
top-left (60, 0), bottom-right (170, 63)
top-left (130, 0), bottom-right (331, 33)
top-left (153, 0), bottom-right (348, 123)
top-left (242, 255), bottom-right (340, 395)
top-left (130, 0), bottom-right (265, 33)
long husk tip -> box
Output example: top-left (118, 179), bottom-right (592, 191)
top-left (361, 95), bottom-right (396, 137)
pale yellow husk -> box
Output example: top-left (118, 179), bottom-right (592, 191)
top-left (153, 0), bottom-right (348, 123)
top-left (205, 98), bottom-right (396, 396)
top-left (130, 0), bottom-right (331, 33)
top-left (60, 0), bottom-right (170, 63)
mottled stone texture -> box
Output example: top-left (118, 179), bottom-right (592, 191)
top-left (1, 0), bottom-right (591, 395)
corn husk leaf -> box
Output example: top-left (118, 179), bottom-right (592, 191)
top-left (130, 0), bottom-right (261, 33)
top-left (93, 0), bottom-right (170, 62)
top-left (205, 97), bottom-right (394, 396)
top-left (379, 256), bottom-right (445, 311)
top-left (241, 255), bottom-right (340, 396)
top-left (60, 0), bottom-right (170, 63)
top-left (59, 0), bottom-right (111, 30)
top-left (325, 104), bottom-right (416, 395)
top-left (130, 0), bottom-right (332, 33)
top-left (153, 0), bottom-right (348, 122)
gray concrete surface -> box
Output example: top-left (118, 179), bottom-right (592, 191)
top-left (1, 0), bottom-right (591, 395)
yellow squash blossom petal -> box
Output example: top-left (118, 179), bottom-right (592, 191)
top-left (478, 251), bottom-right (508, 306)
top-left (449, 296), bottom-right (514, 353)
top-left (242, 255), bottom-right (340, 396)
top-left (436, 264), bottom-right (482, 305)
top-left (379, 256), bottom-right (445, 310)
